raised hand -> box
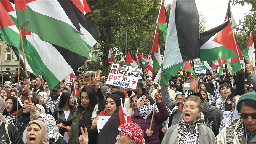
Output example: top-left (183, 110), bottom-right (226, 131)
top-left (79, 127), bottom-right (88, 144)
top-left (246, 56), bottom-right (254, 74)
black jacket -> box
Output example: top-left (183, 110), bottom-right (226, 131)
top-left (16, 111), bottom-right (31, 137)
top-left (0, 122), bottom-right (24, 144)
top-left (53, 108), bottom-right (75, 136)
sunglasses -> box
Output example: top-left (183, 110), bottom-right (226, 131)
top-left (240, 113), bottom-right (256, 119)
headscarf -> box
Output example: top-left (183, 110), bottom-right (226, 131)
top-left (27, 120), bottom-right (49, 144)
top-left (118, 123), bottom-right (145, 144)
top-left (101, 86), bottom-right (109, 96)
top-left (106, 94), bottom-right (121, 107)
top-left (0, 96), bottom-right (6, 123)
top-left (113, 91), bottom-right (126, 105)
top-left (39, 114), bottom-right (62, 142)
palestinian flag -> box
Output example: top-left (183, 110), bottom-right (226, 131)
top-left (125, 51), bottom-right (138, 68)
top-left (10, 0), bottom-right (99, 89)
top-left (184, 61), bottom-right (197, 79)
top-left (142, 53), bottom-right (146, 59)
top-left (0, 0), bottom-right (34, 73)
top-left (224, 3), bottom-right (243, 74)
top-left (137, 52), bottom-right (146, 68)
top-left (200, 20), bottom-right (238, 61)
top-left (161, 0), bottom-right (199, 85)
top-left (146, 52), bottom-right (154, 77)
top-left (108, 46), bottom-right (114, 65)
top-left (156, 0), bottom-right (167, 41)
top-left (151, 27), bottom-right (162, 82)
top-left (217, 60), bottom-right (223, 78)
top-left (183, 79), bottom-right (196, 91)
top-left (171, 103), bottom-right (182, 114)
top-left (242, 32), bottom-right (255, 67)
top-left (15, 0), bottom-right (96, 60)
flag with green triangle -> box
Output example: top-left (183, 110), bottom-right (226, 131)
top-left (125, 51), bottom-right (138, 68)
top-left (242, 31), bottom-right (255, 67)
top-left (184, 61), bottom-right (197, 79)
top-left (156, 0), bottom-right (167, 41)
top-left (137, 52), bottom-right (146, 68)
top-left (151, 27), bottom-right (162, 82)
top-left (200, 21), bottom-right (239, 61)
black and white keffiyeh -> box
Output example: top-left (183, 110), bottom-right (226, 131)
top-left (178, 119), bottom-right (202, 144)
top-left (138, 105), bottom-right (159, 120)
top-left (39, 114), bottom-right (63, 142)
top-left (45, 96), bottom-right (60, 114)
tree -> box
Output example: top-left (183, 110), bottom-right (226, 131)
top-left (231, 0), bottom-right (256, 51)
top-left (86, 0), bottom-right (161, 75)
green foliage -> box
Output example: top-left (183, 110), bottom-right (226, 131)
top-left (86, 0), bottom-right (162, 74)
top-left (231, 0), bottom-right (256, 50)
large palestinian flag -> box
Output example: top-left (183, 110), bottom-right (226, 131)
top-left (161, 0), bottom-right (199, 85)
top-left (1, 0), bottom-right (99, 89)
top-left (200, 20), bottom-right (239, 61)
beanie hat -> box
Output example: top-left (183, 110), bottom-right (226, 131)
top-left (118, 123), bottom-right (145, 144)
top-left (237, 92), bottom-right (256, 112)
top-left (106, 94), bottom-right (121, 107)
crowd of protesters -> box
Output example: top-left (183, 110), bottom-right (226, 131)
top-left (0, 59), bottom-right (256, 144)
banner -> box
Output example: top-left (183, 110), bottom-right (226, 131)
top-left (106, 64), bottom-right (141, 89)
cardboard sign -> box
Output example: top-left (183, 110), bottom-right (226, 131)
top-left (106, 64), bottom-right (141, 89)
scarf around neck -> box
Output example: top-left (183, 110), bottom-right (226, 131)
top-left (138, 105), bottom-right (159, 120)
top-left (178, 119), bottom-right (202, 144)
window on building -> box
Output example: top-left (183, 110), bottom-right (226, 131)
top-left (5, 48), bottom-right (11, 61)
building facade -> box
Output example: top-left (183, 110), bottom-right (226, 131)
top-left (0, 40), bottom-right (19, 72)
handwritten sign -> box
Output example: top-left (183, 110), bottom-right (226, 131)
top-left (106, 64), bottom-right (141, 89)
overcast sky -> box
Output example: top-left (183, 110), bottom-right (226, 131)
top-left (165, 0), bottom-right (252, 30)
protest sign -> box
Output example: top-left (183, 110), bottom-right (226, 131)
top-left (106, 64), bottom-right (141, 89)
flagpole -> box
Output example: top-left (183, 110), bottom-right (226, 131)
top-left (149, 70), bottom-right (162, 131)
top-left (17, 49), bottom-right (20, 118)
top-left (19, 27), bottom-right (32, 120)
top-left (1, 61), bottom-right (3, 89)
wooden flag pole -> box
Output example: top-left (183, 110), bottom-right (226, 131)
top-left (19, 27), bottom-right (32, 120)
top-left (149, 70), bottom-right (162, 131)
top-left (1, 61), bottom-right (3, 89)
top-left (17, 49), bottom-right (21, 118)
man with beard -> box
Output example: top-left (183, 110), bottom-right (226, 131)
top-left (21, 81), bottom-right (30, 102)
top-left (31, 77), bottom-right (44, 95)
top-left (45, 84), bottom-right (61, 115)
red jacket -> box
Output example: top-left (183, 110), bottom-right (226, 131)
top-left (131, 101), bottom-right (169, 144)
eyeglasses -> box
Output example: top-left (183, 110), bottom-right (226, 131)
top-left (240, 113), bottom-right (256, 119)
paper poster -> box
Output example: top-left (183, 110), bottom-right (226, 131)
top-left (106, 64), bottom-right (141, 89)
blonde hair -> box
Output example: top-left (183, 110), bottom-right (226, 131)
top-left (185, 96), bottom-right (203, 113)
